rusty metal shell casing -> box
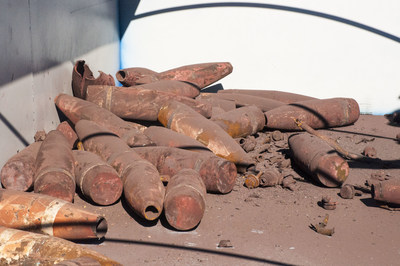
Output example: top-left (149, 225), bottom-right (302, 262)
top-left (57, 121), bottom-right (78, 149)
top-left (288, 133), bottom-right (349, 187)
top-left (195, 97), bottom-right (236, 112)
top-left (199, 92), bottom-right (285, 112)
top-left (86, 85), bottom-right (212, 121)
top-left (133, 146), bottom-right (237, 194)
top-left (265, 98), bottom-right (360, 130)
top-left (75, 120), bottom-right (164, 221)
top-left (116, 62), bottom-right (233, 89)
top-left (54, 257), bottom-right (102, 266)
top-left (0, 226), bottom-right (120, 265)
top-left (55, 94), bottom-right (152, 147)
top-left (143, 126), bottom-right (211, 153)
top-left (218, 89), bottom-right (317, 104)
top-left (164, 168), bottom-right (207, 231)
top-left (72, 60), bottom-right (115, 99)
top-left (72, 150), bottom-right (123, 206)
top-left (211, 105), bottom-right (266, 138)
top-left (0, 190), bottom-right (107, 240)
top-left (34, 130), bottom-right (76, 202)
top-left (1, 141), bottom-right (42, 191)
top-left (135, 80), bottom-right (200, 98)
top-left (371, 178), bottom-right (400, 205)
top-left (158, 101), bottom-right (253, 168)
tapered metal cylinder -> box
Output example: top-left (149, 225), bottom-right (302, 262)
top-left (55, 93), bottom-right (152, 147)
top-left (75, 120), bottom-right (164, 221)
top-left (135, 80), bottom-right (200, 98)
top-left (0, 190), bottom-right (107, 240)
top-left (164, 169), bottom-right (207, 231)
top-left (86, 85), bottom-right (211, 121)
top-left (158, 101), bottom-right (253, 168)
top-left (72, 60), bottom-right (115, 99)
top-left (218, 89), bottom-right (317, 104)
top-left (57, 121), bottom-right (78, 149)
top-left (143, 126), bottom-right (211, 153)
top-left (117, 62), bottom-right (233, 89)
top-left (133, 146), bottom-right (237, 194)
top-left (1, 141), bottom-right (42, 191)
top-left (265, 98), bottom-right (360, 130)
top-left (211, 105), bottom-right (266, 138)
top-left (371, 178), bottom-right (400, 205)
top-left (288, 133), bottom-right (349, 187)
top-left (55, 257), bottom-right (102, 266)
top-left (195, 97), bottom-right (236, 112)
top-left (72, 150), bottom-right (123, 206)
top-left (0, 226), bottom-right (120, 265)
top-left (34, 130), bottom-right (75, 202)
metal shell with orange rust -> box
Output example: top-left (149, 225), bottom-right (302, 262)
top-left (288, 133), bottom-right (349, 187)
top-left (116, 62), bottom-right (233, 89)
top-left (211, 105), bottom-right (266, 138)
top-left (133, 146), bottom-right (237, 194)
top-left (85, 85), bottom-right (212, 121)
top-left (217, 89), bottom-right (317, 104)
top-left (34, 130), bottom-right (76, 202)
top-left (72, 150), bottom-right (123, 206)
top-left (143, 126), bottom-right (211, 153)
top-left (134, 80), bottom-right (200, 98)
top-left (371, 178), bottom-right (400, 205)
top-left (74, 120), bottom-right (165, 221)
top-left (265, 98), bottom-right (360, 130)
top-left (56, 121), bottom-right (78, 149)
top-left (0, 190), bottom-right (107, 240)
top-left (0, 226), bottom-right (121, 265)
top-left (164, 168), bottom-right (207, 231)
top-left (54, 93), bottom-right (152, 147)
top-left (158, 101), bottom-right (253, 168)
top-left (199, 92), bottom-right (285, 112)
top-left (1, 141), bottom-right (42, 191)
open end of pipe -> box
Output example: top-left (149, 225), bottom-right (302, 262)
top-left (93, 217), bottom-right (108, 239)
top-left (144, 205), bottom-right (160, 221)
top-left (116, 70), bottom-right (126, 81)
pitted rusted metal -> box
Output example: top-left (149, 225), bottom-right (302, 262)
top-left (56, 121), bottom-right (78, 149)
top-left (135, 80), bottom-right (200, 98)
top-left (371, 178), bottom-right (400, 205)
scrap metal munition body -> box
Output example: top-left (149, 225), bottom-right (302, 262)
top-left (133, 80), bottom-right (200, 98)
top-left (56, 121), bottom-right (78, 149)
top-left (0, 190), bottom-right (107, 240)
top-left (371, 178), bottom-right (400, 205)
top-left (288, 133), bottom-right (349, 187)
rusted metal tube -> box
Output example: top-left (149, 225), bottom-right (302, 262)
top-left (164, 168), bottom-right (207, 231)
top-left (55, 257), bottom-right (102, 266)
top-left (54, 93), bottom-right (153, 147)
top-left (85, 85), bottom-right (212, 121)
top-left (211, 105), bottom-right (266, 138)
top-left (158, 101), bottom-right (253, 169)
top-left (218, 89), bottom-right (317, 104)
top-left (1, 141), bottom-right (42, 191)
top-left (198, 92), bottom-right (285, 112)
top-left (34, 130), bottom-right (76, 202)
top-left (133, 146), bottom-right (237, 194)
top-left (288, 133), bottom-right (349, 187)
top-left (72, 60), bottom-right (115, 100)
top-left (371, 178), bottom-right (400, 205)
top-left (134, 80), bottom-right (200, 98)
top-left (0, 190), bottom-right (107, 240)
top-left (57, 121), bottom-right (78, 149)
top-left (75, 120), bottom-right (165, 221)
top-left (265, 98), bottom-right (360, 130)
top-left (0, 226), bottom-right (120, 265)
top-left (72, 150), bottom-right (123, 206)
top-left (195, 97), bottom-right (236, 112)
top-left (116, 62), bottom-right (233, 89)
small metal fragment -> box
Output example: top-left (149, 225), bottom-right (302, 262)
top-left (310, 214), bottom-right (335, 236)
top-left (321, 196), bottom-right (337, 210)
top-left (244, 172), bottom-right (262, 189)
top-left (362, 146), bottom-right (377, 158)
top-left (340, 184), bottom-right (355, 199)
top-left (272, 130), bottom-right (284, 141)
top-left (218, 240), bottom-right (233, 248)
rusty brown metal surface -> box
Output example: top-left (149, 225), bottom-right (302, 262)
top-left (135, 80), bottom-right (200, 98)
top-left (371, 178), bottom-right (400, 205)
top-left (72, 150), bottom-right (123, 206)
top-left (117, 62), bottom-right (232, 89)
top-left (198, 92), bottom-right (285, 112)
top-left (85, 85), bottom-right (212, 121)
top-left (143, 126), bottom-right (211, 153)
top-left (164, 168), bottom-right (207, 231)
top-left (1, 141), bottom-right (42, 191)
top-left (195, 97), bottom-right (236, 113)
top-left (211, 105), bottom-right (266, 138)
top-left (34, 130), bottom-right (76, 202)
top-left (54, 94), bottom-right (153, 147)
top-left (75, 120), bottom-right (164, 221)
top-left (133, 146), bottom-right (237, 194)
top-left (288, 133), bottom-right (349, 187)
top-left (72, 60), bottom-right (115, 100)
top-left (0, 226), bottom-right (120, 265)
top-left (217, 89), bottom-right (317, 104)
top-left (57, 121), bottom-right (78, 149)
top-left (55, 257), bottom-right (102, 266)
top-left (158, 101), bottom-right (253, 168)
top-left (0, 190), bottom-right (107, 240)
top-left (265, 98), bottom-right (360, 130)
